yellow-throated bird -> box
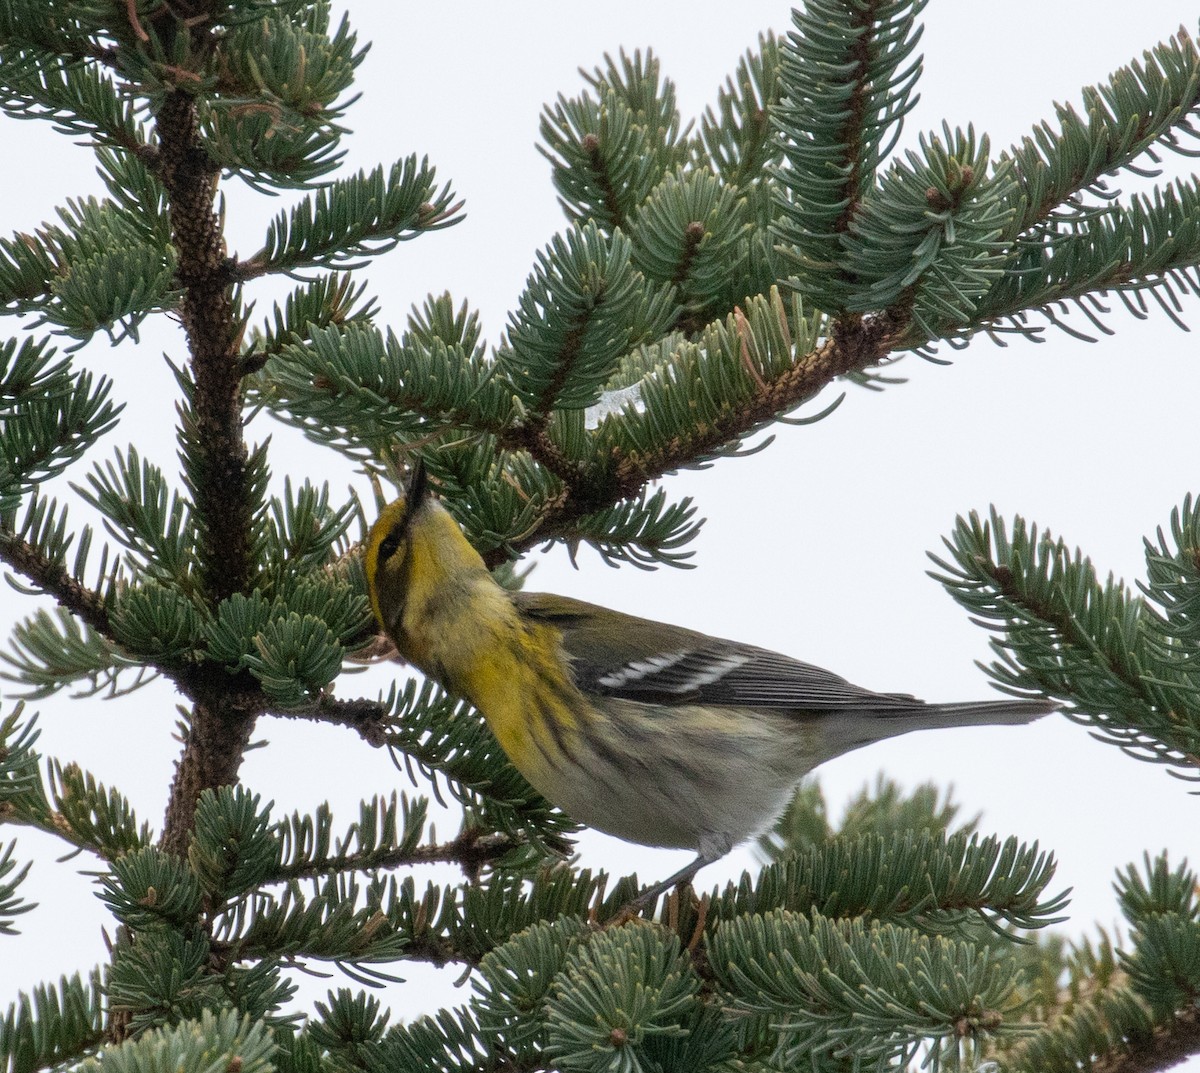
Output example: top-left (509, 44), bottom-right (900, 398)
top-left (364, 463), bottom-right (1056, 906)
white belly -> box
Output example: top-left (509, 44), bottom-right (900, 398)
top-left (532, 701), bottom-right (816, 855)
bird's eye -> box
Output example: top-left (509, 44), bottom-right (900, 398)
top-left (378, 530), bottom-right (404, 563)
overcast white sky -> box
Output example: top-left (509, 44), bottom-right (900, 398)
top-left (2, 0), bottom-right (1198, 1057)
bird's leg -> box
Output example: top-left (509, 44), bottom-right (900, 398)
top-left (624, 840), bottom-right (734, 916)
top-left (623, 850), bottom-right (715, 916)
top-left (601, 835), bottom-right (733, 925)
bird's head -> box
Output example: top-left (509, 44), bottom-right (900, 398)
top-left (363, 460), bottom-right (489, 642)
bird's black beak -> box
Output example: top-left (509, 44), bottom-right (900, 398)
top-left (406, 456), bottom-right (430, 511)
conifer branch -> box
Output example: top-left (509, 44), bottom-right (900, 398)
top-left (160, 697), bottom-right (257, 858)
top-left (933, 508), bottom-right (1200, 775)
top-left (157, 90), bottom-right (252, 605)
top-left (2, 765), bottom-right (148, 865)
top-left (498, 425), bottom-right (587, 490)
top-left (773, 0), bottom-right (927, 311)
top-left (154, 62), bottom-right (259, 853)
top-left (0, 971), bottom-right (108, 1069)
top-left (499, 308), bottom-right (904, 561)
top-left (1003, 28), bottom-right (1200, 236)
top-left (538, 51), bottom-right (688, 233)
top-left (1008, 981), bottom-right (1200, 1073)
top-left (835, 3), bottom-right (891, 236)
top-left (988, 558), bottom-right (1149, 701)
top-left (701, 33), bottom-right (782, 193)
top-left (3, 5), bottom-right (1200, 1067)
top-left (0, 530), bottom-right (110, 635)
top-left (582, 132), bottom-right (625, 231)
top-left (282, 684), bottom-right (578, 861)
top-left (274, 829), bottom-right (521, 883)
top-left (292, 695), bottom-right (390, 746)
top-left (1088, 1007), bottom-right (1200, 1073)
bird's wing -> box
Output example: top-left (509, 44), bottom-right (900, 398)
top-left (513, 591), bottom-right (922, 712)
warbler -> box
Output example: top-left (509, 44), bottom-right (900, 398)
top-left (364, 463), bottom-right (1056, 905)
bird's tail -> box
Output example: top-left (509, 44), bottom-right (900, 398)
top-left (854, 697), bottom-right (1057, 748)
top-left (798, 695), bottom-right (1056, 769)
top-left (915, 697), bottom-right (1057, 728)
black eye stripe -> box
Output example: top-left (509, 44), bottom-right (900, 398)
top-left (378, 529), bottom-right (404, 562)
top-left (376, 465), bottom-right (430, 566)
top-left (377, 497), bottom-right (421, 563)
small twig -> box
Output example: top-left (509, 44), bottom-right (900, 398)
top-left (272, 829), bottom-right (521, 883)
top-left (1089, 1004), bottom-right (1200, 1073)
top-left (0, 533), bottom-right (112, 636)
top-left (281, 696), bottom-right (390, 747)
top-left (124, 0), bottom-right (149, 42)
